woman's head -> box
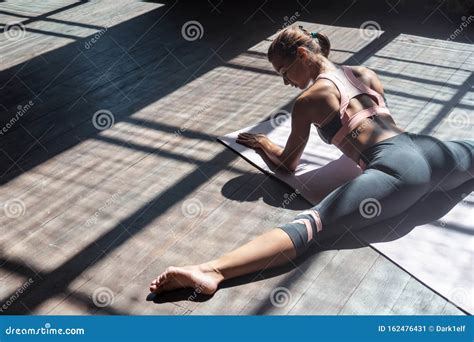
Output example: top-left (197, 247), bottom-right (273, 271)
top-left (267, 26), bottom-right (331, 89)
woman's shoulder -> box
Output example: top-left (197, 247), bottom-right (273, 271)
top-left (345, 65), bottom-right (384, 94)
top-left (300, 73), bottom-right (338, 100)
top-left (293, 81), bottom-right (341, 124)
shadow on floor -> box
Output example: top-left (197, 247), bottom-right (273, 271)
top-left (1, 0), bottom-right (472, 314)
top-left (148, 179), bottom-right (473, 306)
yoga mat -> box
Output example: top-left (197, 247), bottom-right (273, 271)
top-left (218, 112), bottom-right (363, 204)
top-left (218, 115), bottom-right (473, 314)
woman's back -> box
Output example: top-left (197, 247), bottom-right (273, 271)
top-left (300, 65), bottom-right (404, 164)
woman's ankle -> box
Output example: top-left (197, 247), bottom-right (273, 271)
top-left (199, 261), bottom-right (225, 284)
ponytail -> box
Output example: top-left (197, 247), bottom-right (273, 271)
top-left (313, 32), bottom-right (331, 58)
top-left (298, 25), bottom-right (330, 58)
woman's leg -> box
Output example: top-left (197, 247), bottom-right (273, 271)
top-left (279, 134), bottom-right (474, 256)
top-left (149, 228), bottom-right (297, 294)
top-left (149, 135), bottom-right (473, 295)
top-left (279, 166), bottom-right (431, 254)
top-left (150, 155), bottom-right (429, 294)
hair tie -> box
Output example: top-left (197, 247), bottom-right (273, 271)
top-left (298, 25), bottom-right (318, 39)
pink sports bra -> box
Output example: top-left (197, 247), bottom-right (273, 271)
top-left (314, 65), bottom-right (392, 147)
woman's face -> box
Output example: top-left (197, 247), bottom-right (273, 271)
top-left (272, 48), bottom-right (313, 89)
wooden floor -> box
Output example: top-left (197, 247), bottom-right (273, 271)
top-left (0, 1), bottom-right (471, 315)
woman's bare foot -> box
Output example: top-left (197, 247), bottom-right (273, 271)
top-left (149, 263), bottom-right (224, 295)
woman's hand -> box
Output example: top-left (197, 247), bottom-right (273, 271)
top-left (236, 132), bottom-right (268, 149)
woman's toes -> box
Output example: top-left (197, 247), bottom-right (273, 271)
top-left (149, 272), bottom-right (168, 292)
top-left (149, 279), bottom-right (159, 292)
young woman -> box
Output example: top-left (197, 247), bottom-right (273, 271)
top-left (149, 26), bottom-right (473, 295)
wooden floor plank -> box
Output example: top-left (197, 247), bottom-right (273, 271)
top-left (0, 1), bottom-right (469, 315)
top-left (339, 255), bottom-right (411, 315)
top-left (391, 277), bottom-right (456, 315)
top-left (289, 244), bottom-right (379, 315)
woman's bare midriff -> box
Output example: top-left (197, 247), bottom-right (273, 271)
top-left (337, 114), bottom-right (405, 164)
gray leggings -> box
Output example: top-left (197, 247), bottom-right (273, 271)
top-left (278, 132), bottom-right (474, 256)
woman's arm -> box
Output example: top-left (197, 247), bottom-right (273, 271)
top-left (237, 98), bottom-right (312, 172)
